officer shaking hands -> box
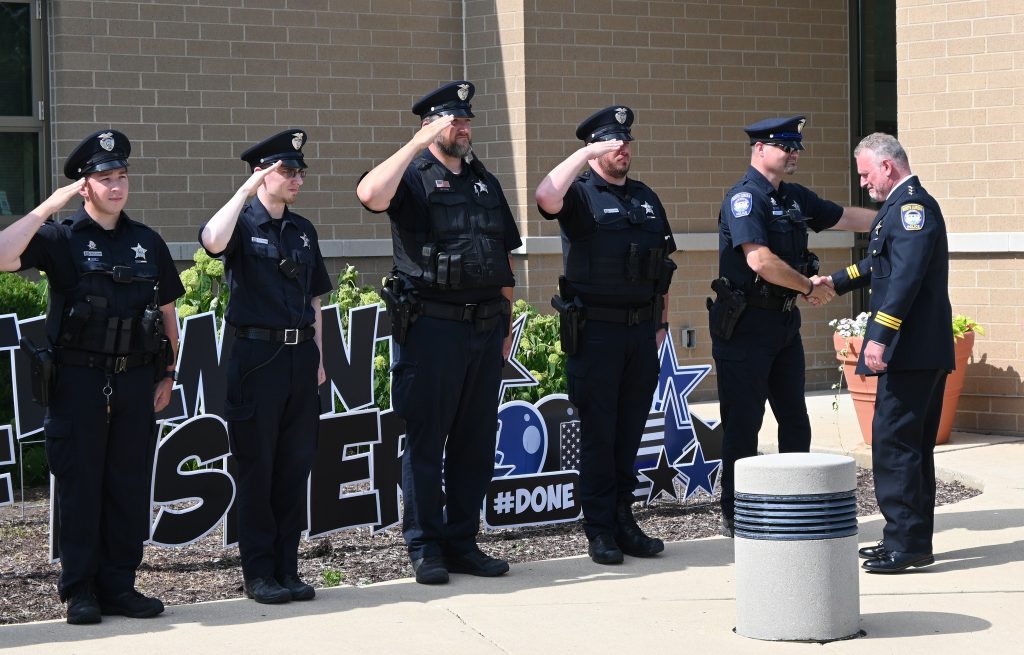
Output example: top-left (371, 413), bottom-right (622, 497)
top-left (536, 106), bottom-right (676, 565)
top-left (822, 133), bottom-right (952, 573)
top-left (356, 81), bottom-right (521, 585)
top-left (0, 130), bottom-right (184, 624)
top-left (712, 116), bottom-right (875, 537)
top-left (200, 129), bottom-right (332, 604)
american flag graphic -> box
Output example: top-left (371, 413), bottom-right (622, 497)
top-left (559, 420), bottom-right (582, 470)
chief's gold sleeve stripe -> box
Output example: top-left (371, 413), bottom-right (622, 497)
top-left (874, 311), bottom-right (902, 330)
top-left (846, 264), bottom-right (860, 279)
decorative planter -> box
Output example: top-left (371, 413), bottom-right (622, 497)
top-left (832, 330), bottom-right (976, 446)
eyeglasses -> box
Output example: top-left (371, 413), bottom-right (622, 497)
top-left (277, 167), bottom-right (307, 179)
top-left (765, 142), bottom-right (797, 154)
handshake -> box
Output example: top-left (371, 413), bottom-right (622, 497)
top-left (803, 275), bottom-right (835, 306)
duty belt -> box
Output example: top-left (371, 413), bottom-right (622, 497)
top-left (745, 292), bottom-right (798, 312)
top-left (234, 326), bottom-right (315, 345)
top-left (585, 303), bottom-right (656, 326)
top-left (416, 298), bottom-right (509, 329)
top-left (58, 349), bottom-right (154, 373)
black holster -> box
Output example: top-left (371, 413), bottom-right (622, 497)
top-left (551, 285), bottom-right (583, 356)
top-left (381, 274), bottom-right (418, 345)
top-left (707, 277), bottom-right (747, 341)
top-left (20, 338), bottom-right (56, 407)
top-left (152, 335), bottom-right (172, 382)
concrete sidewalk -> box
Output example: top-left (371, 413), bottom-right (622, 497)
top-left (2, 391), bottom-right (1022, 654)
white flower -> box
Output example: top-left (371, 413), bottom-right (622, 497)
top-left (829, 312), bottom-right (870, 337)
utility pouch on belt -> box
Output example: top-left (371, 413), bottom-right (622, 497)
top-left (551, 276), bottom-right (582, 355)
top-left (381, 275), bottom-right (417, 346)
top-left (802, 250), bottom-right (820, 277)
top-left (654, 257), bottom-right (677, 295)
top-left (707, 277), bottom-right (747, 341)
top-left (20, 337), bottom-right (55, 407)
top-left (152, 336), bottom-right (172, 383)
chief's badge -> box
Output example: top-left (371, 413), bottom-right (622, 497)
top-left (730, 192), bottom-right (752, 218)
top-left (98, 132), bottom-right (115, 152)
top-left (615, 108), bottom-right (628, 124)
top-left (291, 132), bottom-right (304, 150)
top-left (457, 84), bottom-right (470, 101)
top-left (900, 203), bottom-right (925, 231)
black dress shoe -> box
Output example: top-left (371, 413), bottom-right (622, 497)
top-left (412, 556), bottom-right (449, 585)
top-left (858, 541), bottom-right (888, 560)
top-left (720, 516), bottom-right (735, 539)
top-left (278, 575), bottom-right (316, 600)
top-left (587, 533), bottom-right (624, 565)
top-left (445, 549), bottom-right (510, 577)
top-left (862, 551), bottom-right (935, 573)
top-left (243, 577), bottom-right (292, 604)
top-left (98, 589), bottom-right (164, 618)
top-left (66, 590), bottom-right (101, 625)
top-left (614, 502), bottom-right (664, 557)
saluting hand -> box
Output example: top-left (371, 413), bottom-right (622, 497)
top-left (583, 139), bottom-right (624, 160)
top-left (411, 115), bottom-right (455, 149)
top-left (38, 178), bottom-right (86, 216)
top-left (239, 160), bottom-right (283, 198)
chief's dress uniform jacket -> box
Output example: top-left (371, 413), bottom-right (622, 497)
top-left (204, 197), bottom-right (332, 581)
top-left (539, 169), bottom-right (676, 540)
top-left (831, 176), bottom-right (953, 554)
top-left (19, 207), bottom-right (184, 600)
top-left (713, 167), bottom-right (842, 520)
top-left (367, 149), bottom-right (522, 560)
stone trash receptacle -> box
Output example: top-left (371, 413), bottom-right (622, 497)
top-left (734, 453), bottom-right (861, 642)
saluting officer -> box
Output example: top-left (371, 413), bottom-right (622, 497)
top-left (712, 116), bottom-right (874, 537)
top-left (823, 133), bottom-right (952, 573)
top-left (0, 130), bottom-right (183, 624)
top-left (356, 81), bottom-right (520, 585)
top-left (200, 130), bottom-right (332, 603)
top-left (535, 106), bottom-right (676, 565)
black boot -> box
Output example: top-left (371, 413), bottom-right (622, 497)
top-left (614, 500), bottom-right (664, 557)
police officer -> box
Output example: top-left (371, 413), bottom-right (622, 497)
top-left (0, 130), bottom-right (183, 624)
top-left (535, 106), bottom-right (676, 565)
top-left (356, 81), bottom-right (520, 585)
top-left (712, 116), bottom-right (874, 536)
top-left (823, 133), bottom-right (951, 573)
top-left (200, 129), bottom-right (332, 603)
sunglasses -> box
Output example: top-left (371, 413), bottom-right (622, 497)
top-left (277, 167), bottom-right (308, 179)
top-left (765, 142), bottom-right (798, 154)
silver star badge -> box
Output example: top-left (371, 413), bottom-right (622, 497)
top-left (300, 233), bottom-right (310, 248)
top-left (473, 180), bottom-right (489, 196)
top-left (131, 243), bottom-right (147, 260)
top-left (641, 201), bottom-right (655, 216)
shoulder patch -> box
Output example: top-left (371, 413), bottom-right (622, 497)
top-left (900, 203), bottom-right (925, 231)
top-left (730, 192), bottom-right (752, 218)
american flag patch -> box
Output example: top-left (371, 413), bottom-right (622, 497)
top-left (435, 180), bottom-right (450, 188)
top-left (559, 420), bottom-right (582, 471)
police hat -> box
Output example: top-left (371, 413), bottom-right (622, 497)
top-left (63, 129), bottom-right (131, 180)
top-left (744, 116), bottom-right (806, 151)
top-left (575, 106), bottom-right (635, 143)
top-left (240, 129), bottom-right (308, 171)
top-left (411, 81), bottom-right (475, 120)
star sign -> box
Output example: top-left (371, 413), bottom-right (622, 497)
top-left (638, 447), bottom-right (680, 504)
top-left (131, 243), bottom-right (147, 260)
top-left (473, 180), bottom-right (489, 196)
top-left (301, 233), bottom-right (310, 248)
top-left (498, 313), bottom-right (538, 401)
top-left (673, 442), bottom-right (721, 500)
top-left (641, 201), bottom-right (655, 216)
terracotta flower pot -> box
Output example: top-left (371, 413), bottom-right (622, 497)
top-left (832, 330), bottom-right (976, 446)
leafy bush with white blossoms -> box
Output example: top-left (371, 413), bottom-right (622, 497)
top-left (829, 312), bottom-right (870, 337)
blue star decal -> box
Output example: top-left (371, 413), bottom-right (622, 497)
top-left (652, 331), bottom-right (712, 463)
top-left (638, 447), bottom-right (679, 504)
top-left (499, 313), bottom-right (538, 401)
top-left (673, 441), bottom-right (721, 500)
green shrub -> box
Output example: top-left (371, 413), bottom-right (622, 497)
top-left (176, 248), bottom-right (229, 325)
top-left (504, 299), bottom-right (566, 402)
top-left (328, 265), bottom-right (390, 410)
top-left (0, 271), bottom-right (48, 321)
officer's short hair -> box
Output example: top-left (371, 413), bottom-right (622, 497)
top-left (855, 133), bottom-right (909, 169)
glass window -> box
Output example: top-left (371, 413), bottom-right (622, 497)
top-left (0, 132), bottom-right (39, 215)
top-left (0, 1), bottom-right (44, 220)
top-left (0, 2), bottom-right (33, 117)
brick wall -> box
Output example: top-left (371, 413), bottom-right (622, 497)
top-left (897, 0), bottom-right (1024, 434)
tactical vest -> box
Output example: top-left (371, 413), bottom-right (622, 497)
top-left (392, 157), bottom-right (514, 290)
top-left (48, 224), bottom-right (162, 355)
top-left (564, 177), bottom-right (669, 300)
top-left (751, 195), bottom-right (814, 298)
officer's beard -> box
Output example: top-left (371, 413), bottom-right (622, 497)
top-left (596, 151), bottom-right (631, 180)
top-left (436, 134), bottom-right (472, 159)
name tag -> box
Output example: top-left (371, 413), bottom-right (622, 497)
top-left (603, 208), bottom-right (620, 214)
top-left (251, 237), bottom-right (269, 244)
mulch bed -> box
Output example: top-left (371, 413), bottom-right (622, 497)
top-left (0, 468), bottom-right (979, 624)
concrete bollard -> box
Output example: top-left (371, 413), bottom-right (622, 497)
top-left (734, 453), bottom-right (860, 642)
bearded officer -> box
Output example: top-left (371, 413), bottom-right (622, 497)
top-left (0, 130), bottom-right (183, 624)
top-left (200, 129), bottom-right (332, 603)
top-left (356, 81), bottom-right (521, 584)
top-left (535, 106), bottom-right (676, 565)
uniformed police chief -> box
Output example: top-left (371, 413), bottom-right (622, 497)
top-left (821, 133), bottom-right (952, 573)
top-left (356, 81), bottom-right (522, 584)
top-left (535, 106), bottom-right (676, 565)
top-left (0, 130), bottom-right (184, 624)
top-left (712, 116), bottom-right (875, 537)
top-left (200, 129), bottom-right (332, 604)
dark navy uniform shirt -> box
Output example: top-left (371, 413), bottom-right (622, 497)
top-left (20, 207), bottom-right (184, 341)
top-left (205, 197), bottom-right (332, 329)
top-left (831, 176), bottom-right (953, 374)
top-left (366, 149), bottom-right (522, 305)
top-left (718, 166), bottom-right (843, 290)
